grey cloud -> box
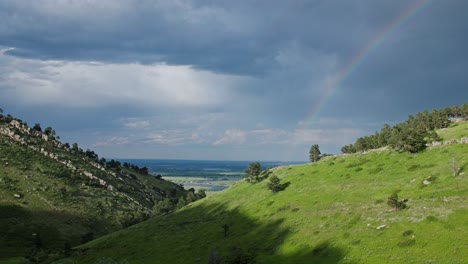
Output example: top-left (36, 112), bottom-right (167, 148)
top-left (1, 0), bottom-right (467, 160)
top-left (0, 0), bottom-right (414, 76)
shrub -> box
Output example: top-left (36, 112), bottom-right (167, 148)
top-left (387, 192), bottom-right (408, 211)
top-left (267, 175), bottom-right (283, 193)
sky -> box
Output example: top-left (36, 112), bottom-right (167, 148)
top-left (0, 0), bottom-right (467, 161)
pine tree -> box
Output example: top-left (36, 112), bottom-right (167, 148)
top-left (309, 144), bottom-right (321, 162)
top-left (244, 162), bottom-right (262, 183)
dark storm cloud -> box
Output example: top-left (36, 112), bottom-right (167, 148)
top-left (0, 0), bottom-right (467, 160)
top-left (0, 0), bottom-right (411, 76)
top-left (324, 0), bottom-right (468, 122)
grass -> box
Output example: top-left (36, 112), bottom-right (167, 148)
top-left (437, 121), bottom-right (468, 140)
top-left (0, 120), bottom-right (188, 263)
top-left (62, 123), bottom-right (468, 264)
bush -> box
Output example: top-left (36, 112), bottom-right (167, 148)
top-left (387, 192), bottom-right (408, 211)
top-left (267, 175), bottom-right (283, 193)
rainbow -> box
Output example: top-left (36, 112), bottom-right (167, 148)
top-left (291, 0), bottom-right (432, 156)
top-left (302, 0), bottom-right (432, 128)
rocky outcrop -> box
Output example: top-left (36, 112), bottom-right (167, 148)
top-left (426, 137), bottom-right (468, 148)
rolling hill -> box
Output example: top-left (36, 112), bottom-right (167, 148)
top-left (0, 113), bottom-right (193, 263)
top-left (61, 121), bottom-right (467, 264)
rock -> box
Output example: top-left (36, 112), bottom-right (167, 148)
top-left (13, 193), bottom-right (22, 198)
top-left (9, 120), bottom-right (21, 128)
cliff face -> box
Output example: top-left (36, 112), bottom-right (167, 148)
top-left (0, 114), bottom-right (186, 262)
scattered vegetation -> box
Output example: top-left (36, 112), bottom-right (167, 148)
top-left (63, 118), bottom-right (467, 263)
top-left (0, 108), bottom-right (206, 262)
top-left (1, 105), bottom-right (467, 264)
top-left (387, 192), bottom-right (408, 211)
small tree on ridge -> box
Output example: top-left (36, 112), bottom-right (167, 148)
top-left (309, 144), bottom-right (321, 162)
top-left (244, 162), bottom-right (262, 183)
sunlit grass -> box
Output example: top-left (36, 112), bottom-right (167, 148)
top-left (63, 123), bottom-right (468, 264)
top-left (437, 121), bottom-right (468, 140)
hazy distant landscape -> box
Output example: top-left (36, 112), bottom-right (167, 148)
top-left (119, 159), bottom-right (303, 193)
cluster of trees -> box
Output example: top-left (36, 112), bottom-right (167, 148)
top-left (123, 162), bottom-right (149, 175)
top-left (153, 188), bottom-right (206, 215)
top-left (341, 105), bottom-right (467, 154)
top-left (244, 162), bottom-right (287, 193)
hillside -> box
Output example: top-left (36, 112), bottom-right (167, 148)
top-left (62, 121), bottom-right (467, 264)
top-left (0, 113), bottom-right (194, 263)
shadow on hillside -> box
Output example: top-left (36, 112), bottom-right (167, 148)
top-left (73, 201), bottom-right (349, 264)
top-left (280, 181), bottom-right (291, 191)
top-left (0, 204), bottom-right (114, 262)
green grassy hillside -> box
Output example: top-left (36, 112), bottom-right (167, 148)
top-left (437, 121), bottom-right (468, 140)
top-left (0, 115), bottom-right (191, 263)
top-left (63, 123), bottom-right (468, 264)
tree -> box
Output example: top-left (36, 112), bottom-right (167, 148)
top-left (461, 103), bottom-right (468, 118)
top-left (176, 197), bottom-right (187, 209)
top-left (389, 123), bottom-right (427, 153)
top-left (44, 126), bottom-right (56, 138)
top-left (309, 144), bottom-right (321, 162)
top-left (153, 198), bottom-right (175, 215)
top-left (72, 143), bottom-right (79, 154)
top-left (244, 162), bottom-right (262, 183)
top-left (196, 189), bottom-right (207, 199)
top-left (341, 144), bottom-right (355, 154)
top-left (267, 175), bottom-right (283, 193)
top-left (186, 191), bottom-right (197, 203)
top-left (33, 123), bottom-right (42, 132)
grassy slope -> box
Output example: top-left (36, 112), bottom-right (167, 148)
top-left (437, 121), bottom-right (468, 140)
top-left (68, 125), bottom-right (467, 264)
top-left (0, 121), bottom-right (187, 263)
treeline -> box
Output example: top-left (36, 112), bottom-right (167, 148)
top-left (341, 104), bottom-right (468, 154)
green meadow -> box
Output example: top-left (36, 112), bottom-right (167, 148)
top-left (62, 123), bottom-right (468, 264)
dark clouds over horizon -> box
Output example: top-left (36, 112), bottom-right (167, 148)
top-left (0, 0), bottom-right (467, 161)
